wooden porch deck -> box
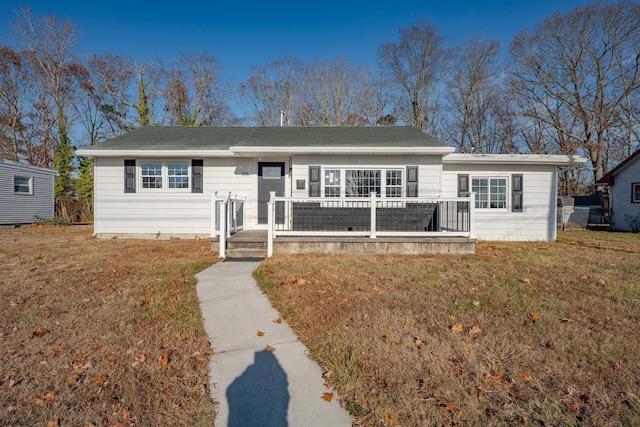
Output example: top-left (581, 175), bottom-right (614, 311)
top-left (212, 230), bottom-right (475, 258)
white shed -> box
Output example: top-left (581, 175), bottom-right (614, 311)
top-left (0, 159), bottom-right (56, 226)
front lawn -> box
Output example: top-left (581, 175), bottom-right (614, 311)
top-left (256, 231), bottom-right (640, 426)
top-left (0, 225), bottom-right (218, 426)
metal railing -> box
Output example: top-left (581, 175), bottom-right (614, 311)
top-left (267, 192), bottom-right (475, 256)
top-left (211, 192), bottom-right (246, 258)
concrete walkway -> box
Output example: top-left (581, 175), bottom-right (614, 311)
top-left (196, 259), bottom-right (352, 427)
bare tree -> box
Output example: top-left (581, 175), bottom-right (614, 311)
top-left (444, 37), bottom-right (502, 153)
top-left (377, 20), bottom-right (449, 133)
top-left (509, 1), bottom-right (640, 182)
top-left (162, 51), bottom-right (232, 126)
top-left (298, 58), bottom-right (375, 126)
top-left (239, 56), bottom-right (303, 126)
top-left (0, 47), bottom-right (25, 161)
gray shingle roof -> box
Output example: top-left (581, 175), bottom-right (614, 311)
top-left (81, 126), bottom-right (448, 151)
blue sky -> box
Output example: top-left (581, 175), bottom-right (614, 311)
top-left (1, 0), bottom-right (603, 97)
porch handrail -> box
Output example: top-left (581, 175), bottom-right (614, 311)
top-left (211, 192), bottom-right (246, 258)
top-left (267, 192), bottom-right (476, 257)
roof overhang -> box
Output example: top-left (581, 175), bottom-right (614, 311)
top-left (75, 149), bottom-right (235, 158)
top-left (443, 153), bottom-right (587, 166)
top-left (230, 145), bottom-right (456, 156)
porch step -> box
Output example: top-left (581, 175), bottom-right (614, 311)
top-left (225, 247), bottom-right (268, 259)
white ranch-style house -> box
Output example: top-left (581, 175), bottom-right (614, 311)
top-left (76, 126), bottom-right (585, 256)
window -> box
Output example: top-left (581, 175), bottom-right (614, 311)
top-left (141, 163), bottom-right (163, 189)
top-left (140, 161), bottom-right (190, 191)
top-left (168, 163), bottom-right (189, 189)
top-left (14, 176), bottom-right (32, 194)
top-left (472, 178), bottom-right (507, 209)
top-left (386, 170), bottom-right (403, 197)
top-left (324, 169), bottom-right (341, 197)
top-left (633, 183), bottom-right (640, 203)
top-left (346, 170), bottom-right (381, 197)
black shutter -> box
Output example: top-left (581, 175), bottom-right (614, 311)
top-left (124, 159), bottom-right (136, 193)
top-left (512, 174), bottom-right (523, 212)
top-left (192, 159), bottom-right (203, 193)
top-left (458, 174), bottom-right (469, 197)
top-left (309, 166), bottom-right (321, 197)
top-left (406, 166), bottom-right (418, 197)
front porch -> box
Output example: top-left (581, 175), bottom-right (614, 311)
top-left (211, 230), bottom-right (475, 258)
top-left (212, 192), bottom-right (476, 258)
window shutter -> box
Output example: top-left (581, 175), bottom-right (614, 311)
top-left (192, 159), bottom-right (203, 193)
top-left (309, 166), bottom-right (321, 197)
top-left (458, 174), bottom-right (469, 197)
top-left (124, 159), bottom-right (136, 193)
top-left (512, 174), bottom-right (523, 212)
top-left (406, 166), bottom-right (418, 197)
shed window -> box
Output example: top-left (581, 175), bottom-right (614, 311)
top-left (633, 183), bottom-right (640, 203)
top-left (472, 177), bottom-right (507, 209)
top-left (14, 176), bottom-right (32, 194)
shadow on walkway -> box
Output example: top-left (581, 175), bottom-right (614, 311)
top-left (227, 349), bottom-right (290, 427)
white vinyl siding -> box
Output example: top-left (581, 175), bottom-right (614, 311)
top-left (443, 163), bottom-right (557, 241)
top-left (93, 157), bottom-right (286, 235)
top-left (0, 160), bottom-right (55, 225)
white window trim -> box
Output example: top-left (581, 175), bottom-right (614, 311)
top-left (321, 167), bottom-right (404, 198)
top-left (139, 160), bottom-right (191, 192)
top-left (13, 175), bottom-right (33, 195)
top-left (472, 176), bottom-right (508, 210)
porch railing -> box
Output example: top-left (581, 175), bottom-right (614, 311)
top-left (267, 192), bottom-right (475, 257)
top-left (211, 192), bottom-right (246, 258)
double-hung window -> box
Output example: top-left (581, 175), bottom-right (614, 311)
top-left (141, 163), bottom-right (163, 189)
top-left (633, 183), bottom-right (640, 203)
top-left (14, 176), bottom-right (32, 195)
top-left (140, 161), bottom-right (190, 191)
top-left (324, 169), bottom-right (341, 197)
top-left (167, 163), bottom-right (189, 189)
top-left (472, 177), bottom-right (507, 209)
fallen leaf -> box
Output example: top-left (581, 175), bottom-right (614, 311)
top-left (256, 330), bottom-right (265, 337)
top-left (321, 392), bottom-right (333, 402)
top-left (452, 323), bottom-right (463, 334)
top-left (94, 375), bottom-right (107, 384)
top-left (265, 345), bottom-right (276, 352)
top-left (414, 337), bottom-right (424, 348)
top-left (469, 325), bottom-right (483, 335)
top-left (523, 277), bottom-right (532, 286)
top-left (33, 328), bottom-right (47, 338)
top-left (35, 391), bottom-right (55, 404)
top-left (386, 415), bottom-right (399, 425)
top-left (273, 316), bottom-right (283, 324)
top-left (122, 408), bottom-right (132, 424)
top-left (529, 312), bottom-right (541, 323)
top-left (382, 334), bottom-right (389, 344)
top-left (158, 354), bottom-right (169, 367)
top-left (520, 374), bottom-right (532, 382)
top-left (47, 420), bottom-right (59, 427)
top-left (472, 300), bottom-right (480, 306)
top-left (435, 396), bottom-right (460, 412)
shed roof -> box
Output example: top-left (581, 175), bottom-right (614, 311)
top-left (596, 149), bottom-right (640, 186)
